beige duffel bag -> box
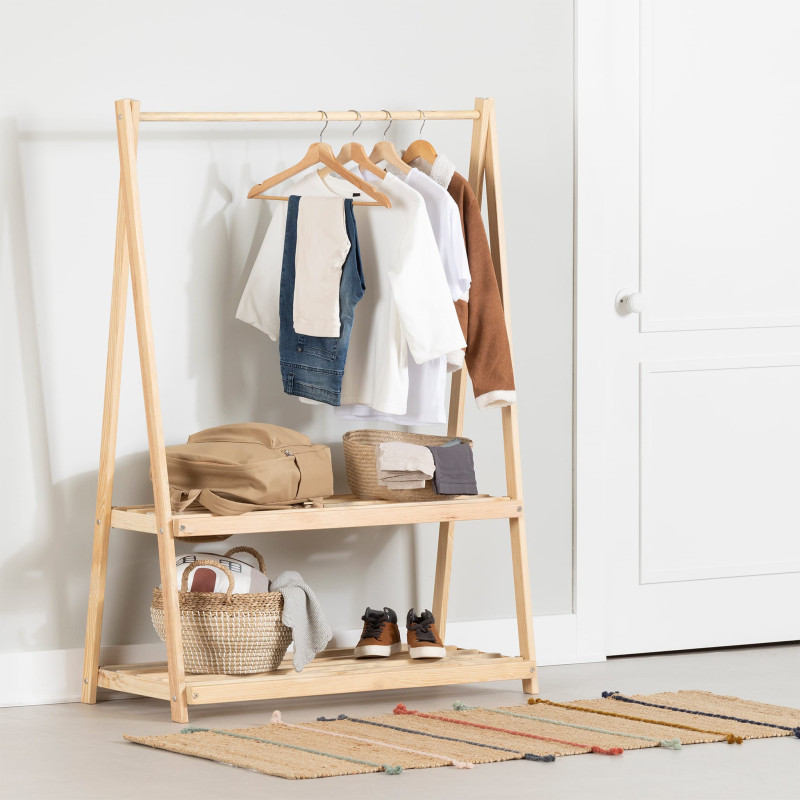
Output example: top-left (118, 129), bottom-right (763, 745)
top-left (165, 423), bottom-right (333, 515)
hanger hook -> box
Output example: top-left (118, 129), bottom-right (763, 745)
top-left (418, 109), bottom-right (427, 136)
top-left (349, 109), bottom-right (362, 138)
top-left (318, 110), bottom-right (329, 142)
top-left (382, 110), bottom-right (393, 140)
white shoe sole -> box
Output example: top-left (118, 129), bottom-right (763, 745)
top-left (354, 642), bottom-right (403, 658)
top-left (409, 646), bottom-right (447, 659)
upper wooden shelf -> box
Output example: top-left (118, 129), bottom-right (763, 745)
top-left (110, 494), bottom-right (522, 538)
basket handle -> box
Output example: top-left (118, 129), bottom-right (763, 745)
top-left (223, 546), bottom-right (267, 575)
top-left (180, 559), bottom-right (235, 602)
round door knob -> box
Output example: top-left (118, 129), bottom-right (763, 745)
top-left (615, 290), bottom-right (644, 315)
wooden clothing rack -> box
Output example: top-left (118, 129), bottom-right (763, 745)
top-left (81, 97), bottom-right (537, 723)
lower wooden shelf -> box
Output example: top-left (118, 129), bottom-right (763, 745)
top-left (98, 645), bottom-right (536, 706)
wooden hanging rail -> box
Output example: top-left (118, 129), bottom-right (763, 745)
top-left (138, 109), bottom-right (481, 123)
top-left (81, 97), bottom-right (536, 723)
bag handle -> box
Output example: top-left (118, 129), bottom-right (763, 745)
top-left (171, 488), bottom-right (325, 516)
top-left (180, 559), bottom-right (235, 602)
top-left (223, 546), bottom-right (267, 575)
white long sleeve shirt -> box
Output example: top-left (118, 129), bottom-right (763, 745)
top-left (236, 170), bottom-right (465, 415)
top-left (336, 167), bottom-right (471, 425)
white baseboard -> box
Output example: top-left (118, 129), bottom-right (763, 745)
top-left (1, 613), bottom-right (597, 708)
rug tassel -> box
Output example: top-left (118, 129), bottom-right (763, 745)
top-left (601, 691), bottom-right (619, 698)
top-left (383, 764), bottom-right (403, 775)
top-left (393, 703), bottom-right (411, 715)
top-left (452, 759), bottom-right (474, 769)
top-left (726, 734), bottom-right (744, 745)
top-left (660, 738), bottom-right (682, 750)
top-left (792, 727), bottom-right (800, 739)
top-left (528, 698), bottom-right (542, 705)
top-left (316, 714), bottom-right (347, 721)
top-left (271, 710), bottom-right (282, 724)
top-left (524, 753), bottom-right (556, 762)
top-left (453, 701), bottom-right (475, 711)
top-left (591, 746), bottom-right (624, 755)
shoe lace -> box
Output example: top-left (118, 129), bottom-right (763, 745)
top-left (409, 616), bottom-right (436, 643)
top-left (361, 613), bottom-right (386, 640)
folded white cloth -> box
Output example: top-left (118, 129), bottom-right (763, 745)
top-left (376, 441), bottom-right (435, 489)
top-left (293, 196), bottom-right (351, 337)
top-left (270, 570), bottom-right (332, 672)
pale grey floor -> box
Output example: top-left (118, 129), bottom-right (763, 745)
top-left (2, 643), bottom-right (798, 800)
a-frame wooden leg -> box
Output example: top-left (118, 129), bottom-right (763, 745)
top-left (432, 99), bottom-right (490, 640)
top-left (484, 98), bottom-right (538, 693)
top-left (81, 102), bottom-right (140, 704)
top-left (116, 99), bottom-right (188, 722)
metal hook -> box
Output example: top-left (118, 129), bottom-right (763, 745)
top-left (418, 109), bottom-right (427, 136)
top-left (317, 110), bottom-right (329, 142)
top-left (381, 110), bottom-right (393, 140)
top-left (349, 109), bottom-right (362, 138)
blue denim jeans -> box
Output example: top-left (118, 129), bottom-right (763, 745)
top-left (279, 195), bottom-right (364, 405)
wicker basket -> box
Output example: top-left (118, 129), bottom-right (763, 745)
top-left (151, 546), bottom-right (292, 675)
top-left (342, 429), bottom-right (473, 502)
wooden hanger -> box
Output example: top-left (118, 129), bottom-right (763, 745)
top-left (402, 110), bottom-right (438, 166)
top-left (319, 110), bottom-right (388, 180)
top-left (368, 110), bottom-right (411, 175)
top-left (247, 112), bottom-right (391, 207)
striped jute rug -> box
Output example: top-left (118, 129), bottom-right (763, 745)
top-left (124, 690), bottom-right (800, 779)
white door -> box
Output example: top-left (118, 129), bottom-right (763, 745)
top-left (576, 0), bottom-right (800, 655)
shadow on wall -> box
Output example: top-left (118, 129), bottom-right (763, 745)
top-left (0, 123), bottom-right (418, 652)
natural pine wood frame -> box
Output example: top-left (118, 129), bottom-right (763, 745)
top-left (81, 97), bottom-right (537, 723)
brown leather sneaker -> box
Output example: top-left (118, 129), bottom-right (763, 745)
top-left (354, 607), bottom-right (402, 657)
top-left (406, 609), bottom-right (446, 659)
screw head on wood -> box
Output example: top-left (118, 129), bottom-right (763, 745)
top-left (517, 506), bottom-right (522, 513)
top-left (530, 668), bottom-right (536, 673)
top-left (179, 525), bottom-right (186, 532)
top-left (192, 693), bottom-right (198, 699)
top-left (83, 678), bottom-right (89, 684)
top-left (158, 528), bottom-right (163, 534)
top-left (96, 519), bottom-right (100, 525)
top-left (172, 695), bottom-right (177, 702)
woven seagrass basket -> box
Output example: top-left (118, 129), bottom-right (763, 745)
top-left (342, 429), bottom-right (473, 502)
top-left (151, 546), bottom-right (291, 675)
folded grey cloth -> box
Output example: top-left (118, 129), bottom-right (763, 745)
top-left (427, 442), bottom-right (478, 495)
top-left (376, 441), bottom-right (435, 489)
top-left (270, 570), bottom-right (332, 672)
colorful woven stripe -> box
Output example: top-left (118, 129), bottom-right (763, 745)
top-left (179, 726), bottom-right (402, 774)
top-left (316, 713), bottom-right (556, 762)
top-left (453, 702), bottom-right (682, 750)
top-left (529, 699), bottom-right (744, 744)
top-left (270, 711), bottom-right (473, 769)
top-left (394, 703), bottom-right (623, 755)
top-left (602, 692), bottom-right (800, 739)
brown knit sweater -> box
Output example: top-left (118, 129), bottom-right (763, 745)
top-left (447, 171), bottom-right (516, 408)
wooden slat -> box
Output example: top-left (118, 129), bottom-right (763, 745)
top-left (96, 648), bottom-right (534, 706)
top-left (483, 98), bottom-right (538, 694)
top-left (172, 497), bottom-right (521, 537)
top-left (110, 495), bottom-right (520, 535)
top-left (432, 97), bottom-right (493, 640)
top-left (117, 98), bottom-right (188, 722)
top-left (82, 102), bottom-right (140, 704)
top-left (97, 668), bottom-right (172, 700)
top-left (139, 110), bottom-right (480, 123)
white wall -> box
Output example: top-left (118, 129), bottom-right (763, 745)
top-left (0, 0), bottom-right (574, 685)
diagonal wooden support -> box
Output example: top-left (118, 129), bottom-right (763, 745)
top-left (432, 98), bottom-right (491, 640)
top-left (81, 101), bottom-right (139, 703)
top-left (484, 98), bottom-right (538, 693)
top-left (115, 98), bottom-right (188, 722)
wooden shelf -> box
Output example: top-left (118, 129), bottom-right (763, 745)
top-left (98, 646), bottom-right (536, 706)
top-left (111, 494), bottom-right (523, 537)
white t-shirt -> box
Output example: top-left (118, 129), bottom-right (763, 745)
top-left (336, 168), bottom-right (471, 425)
top-left (236, 171), bottom-right (465, 415)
